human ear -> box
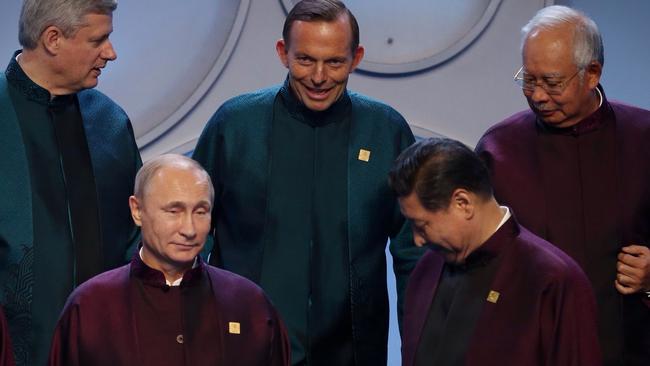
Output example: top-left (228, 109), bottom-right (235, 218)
top-left (128, 196), bottom-right (144, 227)
top-left (275, 39), bottom-right (289, 68)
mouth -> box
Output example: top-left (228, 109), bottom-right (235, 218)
top-left (92, 65), bottom-right (105, 76)
top-left (304, 85), bottom-right (333, 101)
top-left (534, 106), bottom-right (556, 117)
top-left (172, 242), bottom-right (200, 250)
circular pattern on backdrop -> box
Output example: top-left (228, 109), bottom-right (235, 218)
top-left (280, 0), bottom-right (502, 74)
top-left (97, 0), bottom-right (251, 147)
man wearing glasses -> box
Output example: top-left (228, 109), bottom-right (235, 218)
top-left (476, 5), bottom-right (650, 366)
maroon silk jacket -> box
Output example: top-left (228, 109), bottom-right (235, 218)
top-left (47, 258), bottom-right (290, 366)
top-left (0, 307), bottom-right (14, 366)
top-left (476, 94), bottom-right (650, 365)
top-left (402, 217), bottom-right (601, 366)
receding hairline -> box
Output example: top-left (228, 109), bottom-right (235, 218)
top-left (133, 155), bottom-right (213, 202)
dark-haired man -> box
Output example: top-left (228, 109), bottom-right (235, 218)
top-left (192, 0), bottom-right (421, 364)
top-left (390, 138), bottom-right (601, 366)
top-left (48, 155), bottom-right (290, 366)
top-left (476, 6), bottom-right (650, 365)
top-left (0, 0), bottom-right (140, 364)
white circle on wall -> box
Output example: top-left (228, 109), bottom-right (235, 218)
top-left (280, 0), bottom-right (502, 74)
top-left (97, 0), bottom-right (250, 147)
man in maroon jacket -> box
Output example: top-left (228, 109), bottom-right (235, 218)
top-left (476, 5), bottom-right (650, 365)
top-left (48, 155), bottom-right (290, 366)
top-left (389, 138), bottom-right (601, 366)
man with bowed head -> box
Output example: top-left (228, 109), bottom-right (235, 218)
top-left (390, 138), bottom-right (601, 366)
top-left (0, 0), bottom-right (141, 364)
top-left (476, 5), bottom-right (650, 365)
top-left (192, 0), bottom-right (422, 364)
top-left (48, 155), bottom-right (290, 366)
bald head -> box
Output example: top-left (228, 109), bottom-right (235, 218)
top-left (133, 154), bottom-right (214, 204)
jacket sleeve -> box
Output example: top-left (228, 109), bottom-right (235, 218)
top-left (539, 270), bottom-right (602, 366)
top-left (268, 306), bottom-right (291, 366)
top-left (387, 112), bottom-right (426, 330)
top-left (192, 108), bottom-right (225, 264)
top-left (123, 118), bottom-right (143, 261)
top-left (47, 303), bottom-right (81, 366)
top-left (0, 307), bottom-right (15, 366)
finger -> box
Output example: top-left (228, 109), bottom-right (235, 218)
top-left (616, 272), bottom-right (641, 289)
top-left (618, 253), bottom-right (644, 267)
top-left (621, 245), bottom-right (650, 256)
top-left (615, 280), bottom-right (635, 295)
top-left (616, 261), bottom-right (642, 278)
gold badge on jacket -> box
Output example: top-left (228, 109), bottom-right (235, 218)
top-left (229, 322), bottom-right (241, 334)
top-left (358, 149), bottom-right (371, 162)
top-left (486, 290), bottom-right (500, 303)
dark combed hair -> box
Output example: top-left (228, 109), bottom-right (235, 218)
top-left (282, 0), bottom-right (359, 53)
top-left (388, 138), bottom-right (493, 211)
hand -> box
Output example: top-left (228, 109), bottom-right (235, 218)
top-left (615, 245), bottom-right (650, 295)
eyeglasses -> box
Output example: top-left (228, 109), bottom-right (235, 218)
top-left (513, 66), bottom-right (582, 95)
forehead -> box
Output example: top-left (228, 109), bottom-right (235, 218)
top-left (523, 26), bottom-right (576, 74)
top-left (286, 16), bottom-right (353, 54)
top-left (145, 166), bottom-right (210, 203)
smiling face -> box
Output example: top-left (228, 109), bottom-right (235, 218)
top-left (276, 15), bottom-right (364, 112)
top-left (51, 12), bottom-right (117, 94)
top-left (129, 164), bottom-right (212, 274)
top-left (522, 25), bottom-right (601, 128)
top-left (399, 192), bottom-right (474, 264)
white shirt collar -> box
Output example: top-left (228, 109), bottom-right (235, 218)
top-left (138, 247), bottom-right (199, 286)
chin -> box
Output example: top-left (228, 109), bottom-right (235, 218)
top-left (303, 98), bottom-right (336, 112)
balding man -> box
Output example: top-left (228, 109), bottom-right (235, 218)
top-left (48, 155), bottom-right (290, 366)
top-left (476, 5), bottom-right (650, 365)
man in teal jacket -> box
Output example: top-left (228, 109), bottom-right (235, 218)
top-left (193, 1), bottom-right (421, 365)
top-left (0, 1), bottom-right (141, 365)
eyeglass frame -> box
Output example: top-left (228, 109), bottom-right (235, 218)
top-left (513, 66), bottom-right (583, 95)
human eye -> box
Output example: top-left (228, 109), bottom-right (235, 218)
top-left (296, 55), bottom-right (313, 65)
top-left (90, 35), bottom-right (109, 47)
top-left (522, 75), bottom-right (536, 85)
top-left (328, 59), bottom-right (344, 66)
top-left (545, 79), bottom-right (562, 88)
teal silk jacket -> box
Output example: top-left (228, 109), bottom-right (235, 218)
top-left (193, 85), bottom-right (423, 365)
top-left (0, 74), bottom-right (141, 363)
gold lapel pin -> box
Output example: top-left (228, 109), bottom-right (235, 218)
top-left (228, 322), bottom-right (241, 335)
top-left (486, 290), bottom-right (500, 304)
top-left (358, 149), bottom-right (371, 162)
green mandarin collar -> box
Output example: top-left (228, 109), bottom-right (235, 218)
top-left (279, 76), bottom-right (351, 127)
top-left (5, 50), bottom-right (75, 108)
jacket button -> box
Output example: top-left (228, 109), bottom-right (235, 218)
top-left (176, 334), bottom-right (184, 344)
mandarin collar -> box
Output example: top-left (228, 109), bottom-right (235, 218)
top-left (5, 50), bottom-right (75, 108)
top-left (536, 85), bottom-right (613, 137)
top-left (130, 247), bottom-right (205, 289)
top-left (278, 76), bottom-right (351, 127)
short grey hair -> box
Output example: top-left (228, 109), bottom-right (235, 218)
top-left (19, 0), bottom-right (118, 49)
top-left (134, 154), bottom-right (215, 204)
top-left (521, 5), bottom-right (604, 69)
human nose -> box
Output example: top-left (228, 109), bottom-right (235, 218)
top-left (179, 213), bottom-right (197, 239)
top-left (413, 231), bottom-right (426, 247)
top-left (528, 84), bottom-right (550, 103)
top-left (311, 62), bottom-right (326, 85)
top-left (102, 40), bottom-right (117, 61)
